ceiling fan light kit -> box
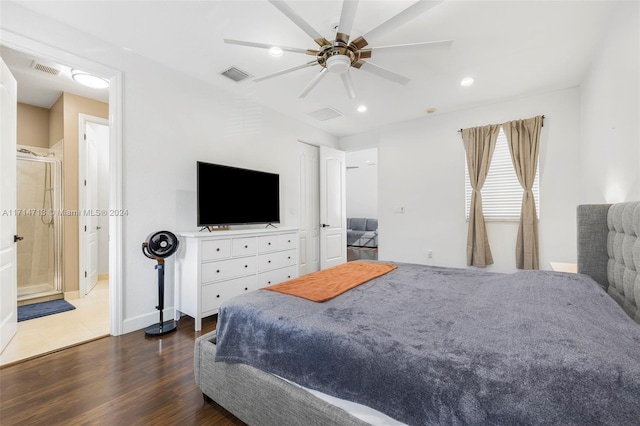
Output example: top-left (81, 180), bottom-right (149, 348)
top-left (224, 0), bottom-right (452, 99)
top-left (325, 54), bottom-right (351, 74)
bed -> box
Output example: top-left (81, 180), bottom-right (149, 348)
top-left (194, 201), bottom-right (640, 425)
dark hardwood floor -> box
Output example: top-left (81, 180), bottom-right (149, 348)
top-left (0, 315), bottom-right (245, 426)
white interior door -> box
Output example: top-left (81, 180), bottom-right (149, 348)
top-left (79, 116), bottom-right (103, 295)
top-left (319, 146), bottom-right (346, 269)
top-left (298, 143), bottom-right (320, 275)
top-left (0, 58), bottom-right (18, 352)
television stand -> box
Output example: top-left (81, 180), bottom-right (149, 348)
top-left (265, 223), bottom-right (278, 229)
top-left (174, 227), bottom-right (299, 331)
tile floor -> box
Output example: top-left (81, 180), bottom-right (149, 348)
top-left (0, 280), bottom-right (110, 366)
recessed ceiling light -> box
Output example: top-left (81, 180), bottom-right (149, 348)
top-left (71, 69), bottom-right (109, 89)
top-left (460, 77), bottom-right (474, 87)
top-left (269, 47), bottom-right (283, 57)
top-left (357, 105), bottom-right (367, 113)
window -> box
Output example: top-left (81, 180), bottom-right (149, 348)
top-left (465, 128), bottom-right (539, 221)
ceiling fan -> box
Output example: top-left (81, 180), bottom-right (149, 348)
top-left (224, 0), bottom-right (452, 99)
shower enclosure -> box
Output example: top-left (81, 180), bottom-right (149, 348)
top-left (16, 148), bottom-right (62, 301)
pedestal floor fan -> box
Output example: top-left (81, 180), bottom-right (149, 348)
top-left (142, 230), bottom-right (180, 336)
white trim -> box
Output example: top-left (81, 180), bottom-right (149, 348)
top-left (1, 30), bottom-right (125, 336)
top-left (122, 308), bottom-right (175, 335)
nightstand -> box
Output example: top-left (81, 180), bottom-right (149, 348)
top-left (550, 262), bottom-right (577, 273)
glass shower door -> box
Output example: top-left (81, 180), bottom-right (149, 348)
top-left (16, 155), bottom-right (62, 300)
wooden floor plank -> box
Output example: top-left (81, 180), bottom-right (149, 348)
top-left (0, 316), bottom-right (245, 425)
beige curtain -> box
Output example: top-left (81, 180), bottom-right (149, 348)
top-left (462, 125), bottom-right (500, 267)
top-left (502, 116), bottom-right (543, 270)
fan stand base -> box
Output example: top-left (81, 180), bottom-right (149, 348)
top-left (144, 320), bottom-right (178, 336)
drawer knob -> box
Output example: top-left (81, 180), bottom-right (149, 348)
top-left (244, 287), bottom-right (248, 291)
top-left (216, 248), bottom-right (220, 252)
top-left (288, 256), bottom-right (291, 259)
top-left (268, 260), bottom-right (271, 263)
top-left (244, 245), bottom-right (248, 248)
top-left (268, 242), bottom-right (271, 245)
top-left (244, 265), bottom-right (248, 268)
top-left (216, 294), bottom-right (220, 298)
top-left (216, 269), bottom-right (220, 273)
top-left (268, 281), bottom-right (271, 284)
top-left (288, 240), bottom-right (291, 243)
top-left (287, 275), bottom-right (291, 279)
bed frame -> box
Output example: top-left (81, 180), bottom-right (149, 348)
top-left (195, 201), bottom-right (640, 424)
top-left (577, 202), bottom-right (640, 323)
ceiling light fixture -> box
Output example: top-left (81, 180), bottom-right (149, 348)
top-left (460, 77), bottom-right (474, 87)
top-left (269, 47), bottom-right (283, 57)
top-left (71, 69), bottom-right (109, 89)
top-left (357, 105), bottom-right (367, 113)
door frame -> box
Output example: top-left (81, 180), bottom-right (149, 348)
top-left (78, 114), bottom-right (109, 298)
top-left (1, 30), bottom-right (125, 335)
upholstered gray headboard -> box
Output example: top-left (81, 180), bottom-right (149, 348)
top-left (577, 202), bottom-right (640, 323)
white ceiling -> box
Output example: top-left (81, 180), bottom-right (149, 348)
top-left (0, 45), bottom-right (109, 108)
top-left (6, 0), bottom-right (617, 136)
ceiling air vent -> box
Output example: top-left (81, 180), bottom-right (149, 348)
top-left (307, 107), bottom-right (343, 122)
top-left (221, 66), bottom-right (251, 82)
top-left (30, 60), bottom-right (61, 76)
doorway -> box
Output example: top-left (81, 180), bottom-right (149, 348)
top-left (1, 30), bottom-right (123, 346)
top-left (345, 148), bottom-right (379, 262)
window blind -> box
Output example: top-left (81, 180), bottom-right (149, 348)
top-left (465, 128), bottom-right (539, 221)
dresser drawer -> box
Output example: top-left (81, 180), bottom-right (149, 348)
top-left (202, 256), bottom-right (257, 283)
top-left (258, 235), bottom-right (278, 253)
top-left (259, 265), bottom-right (297, 288)
top-left (201, 239), bottom-right (231, 261)
top-left (278, 233), bottom-right (297, 251)
top-left (258, 249), bottom-right (296, 272)
top-left (201, 275), bottom-right (257, 313)
top-left (232, 237), bottom-right (257, 257)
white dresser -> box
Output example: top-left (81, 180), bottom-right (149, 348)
top-left (174, 227), bottom-right (298, 330)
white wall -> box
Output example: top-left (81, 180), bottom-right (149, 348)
top-left (376, 88), bottom-right (581, 273)
top-left (346, 148), bottom-right (378, 219)
top-left (1, 3), bottom-right (338, 333)
top-left (580, 1), bottom-right (640, 203)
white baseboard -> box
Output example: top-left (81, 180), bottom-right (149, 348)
top-left (122, 307), bottom-right (175, 334)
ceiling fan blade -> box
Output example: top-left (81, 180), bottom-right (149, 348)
top-left (224, 39), bottom-right (318, 56)
top-left (268, 0), bottom-right (330, 47)
top-left (336, 0), bottom-right (359, 44)
top-left (298, 68), bottom-right (329, 98)
top-left (254, 61), bottom-right (318, 83)
top-left (340, 72), bottom-right (357, 99)
top-left (366, 40), bottom-right (453, 54)
top-left (351, 0), bottom-right (444, 49)
top-left (353, 61), bottom-right (410, 85)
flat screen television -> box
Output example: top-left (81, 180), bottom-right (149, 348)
top-left (197, 161), bottom-right (280, 227)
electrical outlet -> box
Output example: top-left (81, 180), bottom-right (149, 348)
top-left (427, 250), bottom-right (433, 259)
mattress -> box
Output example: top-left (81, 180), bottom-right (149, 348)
top-left (215, 263), bottom-right (640, 425)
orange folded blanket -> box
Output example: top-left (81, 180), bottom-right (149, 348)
top-left (263, 261), bottom-right (398, 302)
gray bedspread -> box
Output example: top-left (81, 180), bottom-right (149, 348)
top-left (215, 263), bottom-right (640, 425)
